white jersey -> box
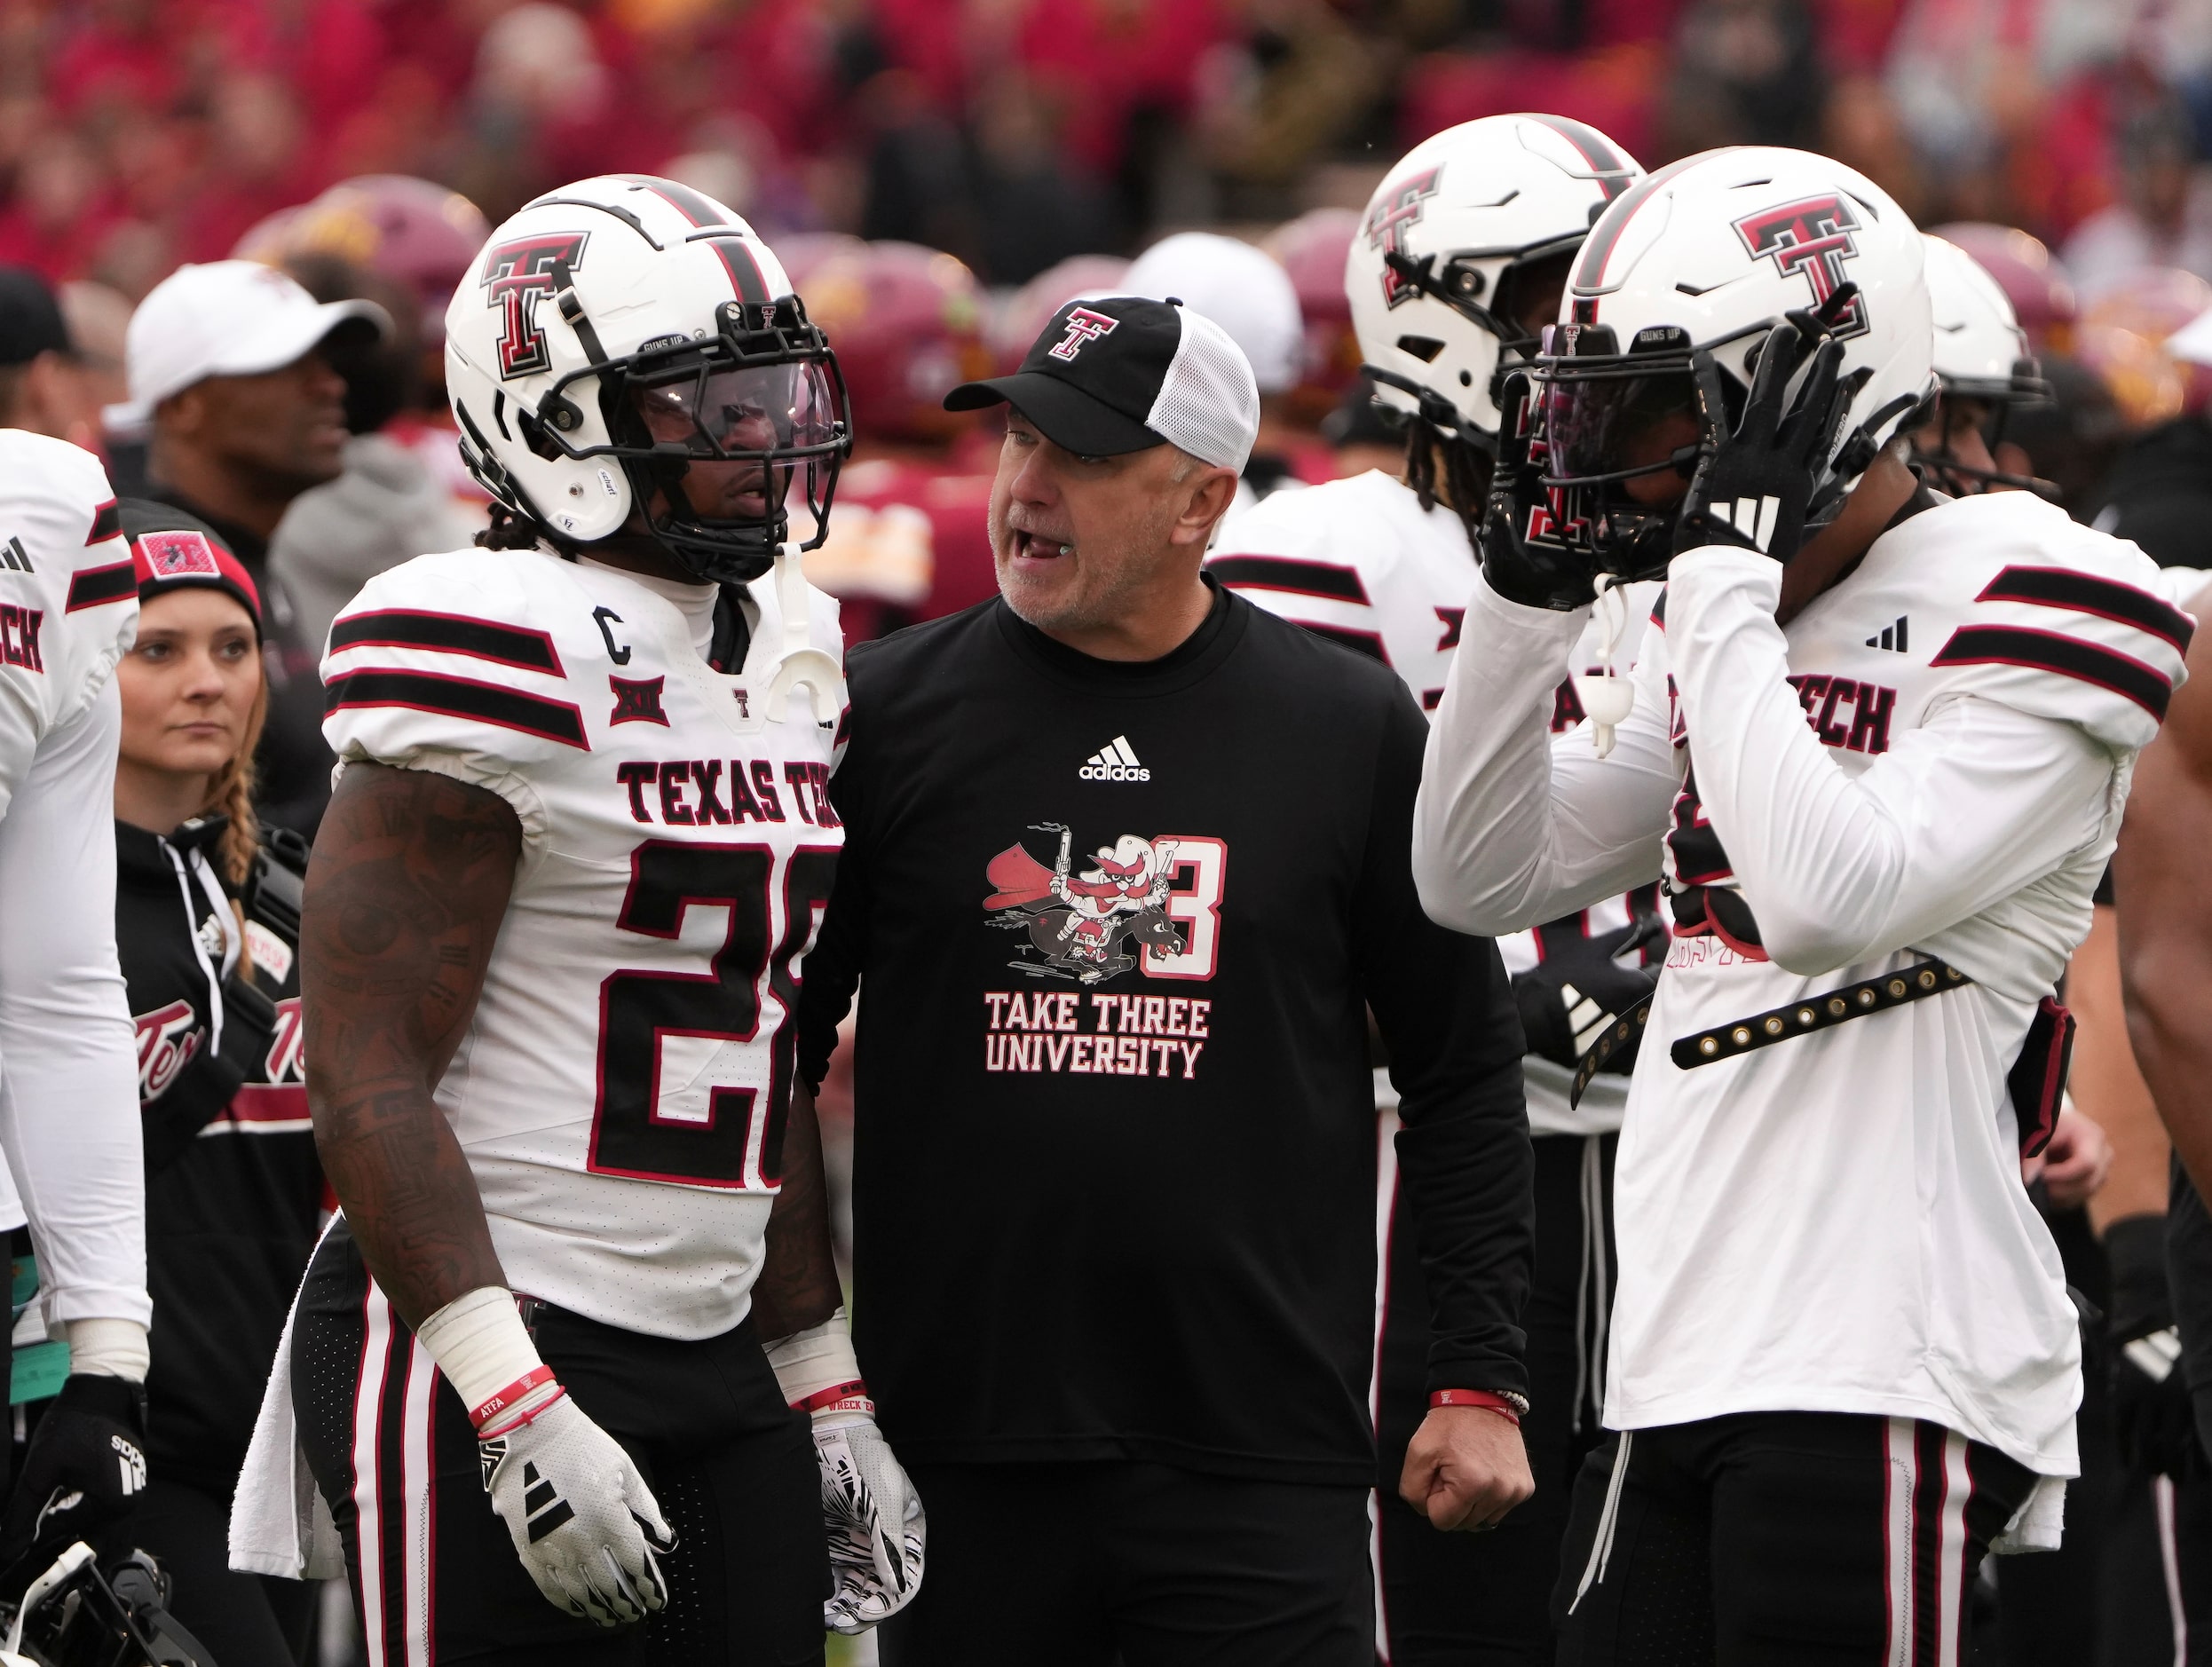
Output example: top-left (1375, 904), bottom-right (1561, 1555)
top-left (1412, 489), bottom-right (2192, 1473)
top-left (1211, 467), bottom-right (1657, 1134)
top-left (0, 432), bottom-right (146, 1325)
top-left (322, 548), bottom-right (845, 1341)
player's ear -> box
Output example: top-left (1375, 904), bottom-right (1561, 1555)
top-left (1168, 462), bottom-right (1238, 548)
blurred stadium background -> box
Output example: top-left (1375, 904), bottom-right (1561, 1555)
top-left (6, 2), bottom-right (2212, 1663)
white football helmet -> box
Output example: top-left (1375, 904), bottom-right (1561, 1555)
top-left (1924, 233), bottom-right (2048, 405)
top-left (1348, 113), bottom-right (1643, 444)
top-left (445, 174), bottom-right (849, 584)
top-left (1531, 146), bottom-right (1933, 580)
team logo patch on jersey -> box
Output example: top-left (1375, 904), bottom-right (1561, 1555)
top-left (1047, 306), bottom-right (1119, 362)
top-left (1365, 167), bottom-right (1441, 307)
top-left (609, 674), bottom-right (670, 727)
top-left (139, 530), bottom-right (221, 581)
top-left (1078, 735), bottom-right (1149, 781)
top-left (481, 231), bottom-right (590, 379)
top-left (1733, 196), bottom-right (1868, 337)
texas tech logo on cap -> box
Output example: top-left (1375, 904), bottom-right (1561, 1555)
top-left (482, 232), bottom-right (590, 378)
top-left (1365, 167), bottom-right (1440, 308)
top-left (138, 530), bottom-right (221, 581)
top-left (1049, 307), bottom-right (1120, 362)
top-left (1733, 196), bottom-right (1868, 337)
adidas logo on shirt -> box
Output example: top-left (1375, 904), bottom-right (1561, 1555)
top-left (1079, 736), bottom-right (1150, 782)
top-left (1865, 616), bottom-right (1910, 652)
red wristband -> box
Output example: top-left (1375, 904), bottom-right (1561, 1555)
top-left (793, 1378), bottom-right (874, 1417)
top-left (470, 1365), bottom-right (557, 1432)
top-left (1430, 1388), bottom-right (1523, 1425)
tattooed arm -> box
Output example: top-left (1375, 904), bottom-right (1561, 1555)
top-left (749, 1078), bottom-right (842, 1340)
top-left (302, 762), bottom-right (522, 1330)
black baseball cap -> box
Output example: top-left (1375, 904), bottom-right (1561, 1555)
top-left (944, 294), bottom-right (1260, 470)
top-left (0, 267), bottom-right (70, 368)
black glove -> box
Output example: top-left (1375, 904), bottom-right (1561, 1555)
top-left (0, 1375), bottom-right (149, 1570)
top-left (1512, 914), bottom-right (1663, 1073)
top-left (1672, 290), bottom-right (1856, 566)
top-left (140, 970), bottom-right (279, 1174)
top-left (1480, 373), bottom-right (1608, 612)
top-left (2106, 1213), bottom-right (2206, 1481)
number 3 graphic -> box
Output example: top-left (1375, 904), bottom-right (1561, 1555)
top-left (1144, 837), bottom-right (1226, 981)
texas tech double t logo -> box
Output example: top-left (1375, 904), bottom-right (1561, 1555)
top-left (1732, 196), bottom-right (1868, 337)
top-left (480, 232), bottom-right (589, 378)
top-left (1365, 168), bottom-right (1440, 308)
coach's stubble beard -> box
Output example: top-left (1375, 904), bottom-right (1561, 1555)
top-left (991, 494), bottom-right (1184, 640)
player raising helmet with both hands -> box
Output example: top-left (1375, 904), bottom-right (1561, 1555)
top-left (1416, 146), bottom-right (2191, 1663)
top-left (233, 175), bottom-right (921, 1663)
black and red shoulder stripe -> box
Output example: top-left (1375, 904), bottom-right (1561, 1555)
top-left (84, 499), bottom-right (121, 546)
top-left (325, 668), bottom-right (589, 749)
top-left (329, 610), bottom-right (566, 676)
top-left (1975, 565), bottom-right (2195, 653)
top-left (66, 558), bottom-right (137, 612)
top-left (1931, 624), bottom-right (2173, 719)
top-left (1208, 557), bottom-right (1370, 605)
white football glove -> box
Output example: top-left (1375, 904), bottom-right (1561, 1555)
top-left (813, 1410), bottom-right (925, 1633)
top-left (479, 1394), bottom-right (674, 1627)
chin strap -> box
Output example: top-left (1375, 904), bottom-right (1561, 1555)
top-left (763, 544), bottom-right (845, 727)
top-left (1574, 574), bottom-right (1636, 759)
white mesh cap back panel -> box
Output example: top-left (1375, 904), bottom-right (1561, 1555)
top-left (1144, 307), bottom-right (1260, 473)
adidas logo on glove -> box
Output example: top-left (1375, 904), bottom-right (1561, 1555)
top-left (1079, 736), bottom-right (1150, 782)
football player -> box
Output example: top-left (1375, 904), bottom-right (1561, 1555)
top-left (261, 176), bottom-right (921, 1663)
top-left (1412, 146), bottom-right (2191, 1661)
top-left (0, 431), bottom-right (151, 1582)
top-left (1910, 233), bottom-right (2053, 498)
top-left (1206, 112), bottom-right (1657, 1663)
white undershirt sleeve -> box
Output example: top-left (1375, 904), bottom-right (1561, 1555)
top-left (1666, 546), bottom-right (2117, 977)
top-left (0, 681), bottom-right (150, 1332)
top-left (1413, 572), bottom-right (1679, 936)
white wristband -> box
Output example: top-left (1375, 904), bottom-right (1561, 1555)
top-left (65, 1316), bottom-right (148, 1383)
top-left (763, 1305), bottom-right (860, 1406)
top-left (414, 1287), bottom-right (556, 1429)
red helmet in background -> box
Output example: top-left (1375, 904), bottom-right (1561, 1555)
top-left (1263, 208), bottom-right (1361, 425)
top-left (235, 176), bottom-right (491, 344)
top-left (786, 239), bottom-right (989, 446)
top-left (1930, 223), bottom-right (2078, 355)
top-left (991, 255), bottom-right (1132, 374)
top-left (2076, 265), bottom-right (2212, 423)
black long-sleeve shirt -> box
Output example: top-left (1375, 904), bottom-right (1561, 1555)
top-left (797, 581), bottom-right (1533, 1486)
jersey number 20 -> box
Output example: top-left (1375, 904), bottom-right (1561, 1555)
top-left (590, 840), bottom-right (838, 1189)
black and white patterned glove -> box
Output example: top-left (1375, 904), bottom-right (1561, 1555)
top-left (812, 1403), bottom-right (925, 1634)
top-left (1480, 373), bottom-right (1609, 612)
top-left (478, 1393), bottom-right (674, 1627)
top-left (2107, 1214), bottom-right (2207, 1481)
top-left (1673, 291), bottom-right (1856, 566)
top-left (1513, 915), bottom-right (1663, 1074)
top-left (0, 1375), bottom-right (148, 1573)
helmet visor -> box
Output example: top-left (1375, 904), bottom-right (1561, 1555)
top-left (632, 359), bottom-right (842, 528)
top-left (1537, 367), bottom-right (1702, 498)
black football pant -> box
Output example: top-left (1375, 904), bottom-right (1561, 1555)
top-left (293, 1221), bottom-right (827, 1665)
top-left (1378, 1130), bottom-right (1615, 1664)
top-left (1553, 1411), bottom-right (2036, 1665)
top-left (878, 1459), bottom-right (1372, 1666)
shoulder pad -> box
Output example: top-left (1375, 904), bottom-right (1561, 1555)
top-left (0, 434), bottom-right (136, 732)
top-left (1923, 502), bottom-right (2192, 753)
top-left (321, 549), bottom-right (594, 769)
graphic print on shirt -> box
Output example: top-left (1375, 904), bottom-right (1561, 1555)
top-left (983, 825), bottom-right (1227, 984)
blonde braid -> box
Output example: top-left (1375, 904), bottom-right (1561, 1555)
top-left (203, 676), bottom-right (269, 981)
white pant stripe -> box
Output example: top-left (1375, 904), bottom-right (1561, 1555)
top-left (353, 1285), bottom-right (396, 1667)
top-left (2156, 1474), bottom-right (2188, 1667)
top-left (1883, 1417), bottom-right (1916, 1667)
top-left (1936, 1430), bottom-right (1971, 1667)
top-left (1370, 1106), bottom-right (1400, 1665)
top-left (400, 1339), bottom-right (440, 1666)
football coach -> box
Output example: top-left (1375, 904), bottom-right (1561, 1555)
top-left (797, 296), bottom-right (1536, 1664)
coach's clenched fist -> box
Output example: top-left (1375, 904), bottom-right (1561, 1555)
top-left (1402, 1405), bottom-right (1536, 1533)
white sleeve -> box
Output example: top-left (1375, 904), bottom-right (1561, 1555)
top-left (1666, 546), bottom-right (2116, 976)
top-left (1412, 572), bottom-right (1679, 935)
top-left (0, 681), bottom-right (148, 1329)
